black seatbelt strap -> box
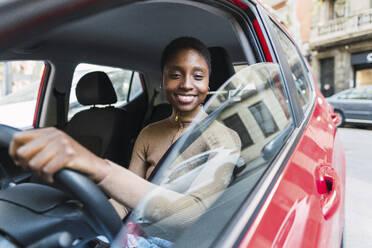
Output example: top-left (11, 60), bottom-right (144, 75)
top-left (54, 89), bottom-right (67, 129)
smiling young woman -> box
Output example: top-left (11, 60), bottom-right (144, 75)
top-left (162, 48), bottom-right (209, 113)
top-left (129, 37), bottom-right (214, 179)
top-left (9, 37), bottom-right (241, 235)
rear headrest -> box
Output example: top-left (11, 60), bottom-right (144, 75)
top-left (208, 47), bottom-right (235, 92)
top-left (76, 71), bottom-right (117, 106)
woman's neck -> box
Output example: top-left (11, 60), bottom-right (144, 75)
top-left (171, 105), bottom-right (203, 123)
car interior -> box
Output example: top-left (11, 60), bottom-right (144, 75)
top-left (0, 1), bottom-right (289, 247)
top-left (0, 1), bottom-right (260, 176)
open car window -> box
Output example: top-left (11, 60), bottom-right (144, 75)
top-left (113, 63), bottom-right (294, 248)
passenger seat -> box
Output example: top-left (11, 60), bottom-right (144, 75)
top-left (64, 71), bottom-right (133, 167)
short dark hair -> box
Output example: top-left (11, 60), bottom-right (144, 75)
top-left (161, 37), bottom-right (211, 74)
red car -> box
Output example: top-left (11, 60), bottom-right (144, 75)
top-left (0, 0), bottom-right (345, 247)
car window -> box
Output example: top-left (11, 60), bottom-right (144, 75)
top-left (114, 63), bottom-right (294, 247)
top-left (0, 61), bottom-right (46, 128)
top-left (336, 90), bottom-right (351, 99)
top-left (129, 72), bottom-right (143, 101)
top-left (347, 87), bottom-right (371, 100)
top-left (68, 63), bottom-right (143, 120)
top-left (269, 21), bottom-right (313, 111)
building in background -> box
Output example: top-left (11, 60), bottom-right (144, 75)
top-left (309, 0), bottom-right (372, 97)
top-left (260, 0), bottom-right (313, 56)
top-left (261, 0), bottom-right (372, 97)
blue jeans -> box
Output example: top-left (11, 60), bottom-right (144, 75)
top-left (126, 234), bottom-right (173, 248)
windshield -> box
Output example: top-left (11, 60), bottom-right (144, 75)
top-left (113, 63), bottom-right (293, 248)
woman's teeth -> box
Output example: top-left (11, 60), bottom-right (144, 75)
top-left (177, 95), bottom-right (195, 103)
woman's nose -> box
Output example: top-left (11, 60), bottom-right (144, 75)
top-left (179, 75), bottom-right (193, 89)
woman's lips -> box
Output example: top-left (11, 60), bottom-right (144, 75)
top-left (175, 94), bottom-right (196, 104)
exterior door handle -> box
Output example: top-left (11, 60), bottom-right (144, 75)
top-left (315, 165), bottom-right (340, 219)
top-left (330, 113), bottom-right (340, 126)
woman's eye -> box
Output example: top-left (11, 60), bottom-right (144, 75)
top-left (170, 73), bottom-right (181, 79)
top-left (194, 74), bottom-right (204, 80)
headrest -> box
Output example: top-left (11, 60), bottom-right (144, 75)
top-left (208, 47), bottom-right (235, 91)
top-left (76, 71), bottom-right (117, 106)
top-left (148, 103), bottom-right (172, 124)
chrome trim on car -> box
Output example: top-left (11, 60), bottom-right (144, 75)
top-left (345, 118), bottom-right (372, 124)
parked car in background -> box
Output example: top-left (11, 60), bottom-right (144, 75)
top-left (0, 0), bottom-right (345, 247)
top-left (326, 86), bottom-right (372, 126)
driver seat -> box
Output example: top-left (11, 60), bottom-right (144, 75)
top-left (64, 71), bottom-right (132, 167)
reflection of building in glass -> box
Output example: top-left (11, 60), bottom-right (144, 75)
top-left (211, 65), bottom-right (291, 164)
top-left (249, 101), bottom-right (279, 138)
top-left (223, 113), bottom-right (254, 149)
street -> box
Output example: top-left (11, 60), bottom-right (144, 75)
top-left (339, 126), bottom-right (372, 248)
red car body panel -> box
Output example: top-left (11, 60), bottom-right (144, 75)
top-left (228, 2), bottom-right (345, 246)
top-left (239, 92), bottom-right (345, 247)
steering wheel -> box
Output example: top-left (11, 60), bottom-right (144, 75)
top-left (0, 124), bottom-right (122, 241)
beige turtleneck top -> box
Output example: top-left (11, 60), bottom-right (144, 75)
top-left (130, 107), bottom-right (204, 180)
top-left (99, 106), bottom-right (241, 231)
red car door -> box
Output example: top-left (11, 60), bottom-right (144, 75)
top-left (236, 3), bottom-right (346, 248)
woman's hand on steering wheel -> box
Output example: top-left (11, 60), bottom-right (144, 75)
top-left (9, 127), bottom-right (110, 183)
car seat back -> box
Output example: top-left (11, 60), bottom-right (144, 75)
top-left (206, 46), bottom-right (235, 102)
top-left (64, 71), bottom-right (133, 167)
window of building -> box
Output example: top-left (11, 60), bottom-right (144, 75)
top-left (320, 57), bottom-right (335, 97)
top-left (0, 61), bottom-right (46, 128)
top-left (223, 113), bottom-right (254, 149)
top-left (329, 0), bottom-right (335, 20)
top-left (356, 68), bottom-right (372, 87)
top-left (249, 101), bottom-right (279, 138)
top-left (68, 63), bottom-right (143, 120)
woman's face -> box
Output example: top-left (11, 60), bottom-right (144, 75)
top-left (163, 48), bottom-right (209, 113)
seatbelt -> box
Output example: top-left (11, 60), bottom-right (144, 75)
top-left (148, 99), bottom-right (234, 183)
top-left (53, 89), bottom-right (67, 129)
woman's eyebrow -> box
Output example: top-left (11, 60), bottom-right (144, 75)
top-left (167, 65), bottom-right (207, 73)
top-left (167, 65), bottom-right (183, 72)
top-left (167, 65), bottom-right (182, 69)
top-left (193, 67), bottom-right (207, 73)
